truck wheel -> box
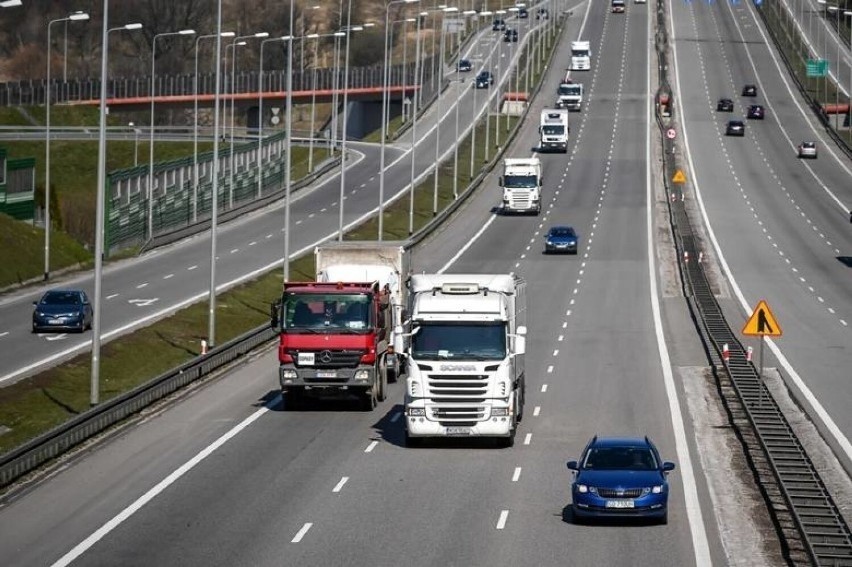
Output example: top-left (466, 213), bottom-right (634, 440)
top-left (516, 388), bottom-right (525, 423)
top-left (282, 388), bottom-right (303, 411)
top-left (361, 384), bottom-right (378, 411)
top-left (405, 431), bottom-right (422, 448)
top-left (387, 355), bottom-right (400, 383)
top-left (496, 429), bottom-right (516, 448)
top-left (377, 362), bottom-right (388, 402)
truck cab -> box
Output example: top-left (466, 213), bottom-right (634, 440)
top-left (571, 41), bottom-right (592, 71)
top-left (539, 109), bottom-right (569, 153)
top-left (557, 80), bottom-right (583, 111)
top-left (501, 157), bottom-right (542, 215)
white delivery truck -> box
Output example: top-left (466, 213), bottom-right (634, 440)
top-left (556, 79), bottom-right (583, 111)
top-left (401, 274), bottom-right (527, 447)
top-left (500, 157), bottom-right (542, 215)
top-left (539, 109), bottom-right (569, 153)
top-left (315, 241), bottom-right (409, 380)
top-left (571, 40), bottom-right (591, 71)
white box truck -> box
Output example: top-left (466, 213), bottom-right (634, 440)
top-left (500, 157), bottom-right (542, 215)
top-left (539, 109), bottom-right (569, 153)
top-left (556, 79), bottom-right (583, 111)
top-left (571, 40), bottom-right (591, 71)
top-left (315, 241), bottom-right (409, 381)
top-left (400, 274), bottom-right (527, 447)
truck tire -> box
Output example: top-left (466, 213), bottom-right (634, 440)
top-left (387, 354), bottom-right (400, 383)
top-left (361, 384), bottom-right (378, 411)
top-left (377, 361), bottom-right (388, 402)
top-left (516, 386), bottom-right (525, 423)
top-left (405, 431), bottom-right (422, 448)
top-left (496, 428), bottom-right (516, 448)
top-left (282, 388), bottom-right (303, 411)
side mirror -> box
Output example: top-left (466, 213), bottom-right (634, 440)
top-left (32, 300), bottom-right (38, 306)
top-left (566, 460), bottom-right (578, 470)
top-left (662, 462), bottom-right (676, 472)
top-left (539, 178), bottom-right (544, 186)
top-left (514, 335), bottom-right (526, 355)
top-left (516, 325), bottom-right (527, 336)
top-left (270, 302), bottom-right (280, 329)
top-left (498, 176), bottom-right (504, 186)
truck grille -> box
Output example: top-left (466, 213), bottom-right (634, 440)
top-left (596, 488), bottom-right (644, 498)
top-left (289, 349), bottom-right (363, 368)
top-left (431, 406), bottom-right (486, 425)
top-left (427, 374), bottom-right (488, 399)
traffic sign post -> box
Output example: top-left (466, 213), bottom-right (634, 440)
top-left (742, 299), bottom-right (782, 407)
top-left (806, 59), bottom-right (828, 78)
top-left (666, 128), bottom-right (676, 140)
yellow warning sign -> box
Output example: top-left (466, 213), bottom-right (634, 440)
top-left (672, 169), bottom-right (687, 184)
top-left (742, 300), bottom-right (783, 337)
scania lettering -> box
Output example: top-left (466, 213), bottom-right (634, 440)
top-left (539, 109), bottom-right (569, 153)
top-left (500, 157), bottom-right (542, 215)
top-left (400, 274), bottom-right (527, 448)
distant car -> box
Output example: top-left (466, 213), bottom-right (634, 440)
top-left (567, 436), bottom-right (676, 524)
top-left (612, 0), bottom-right (626, 12)
top-left (797, 141), bottom-right (817, 159)
top-left (518, 7), bottom-right (529, 18)
top-left (475, 71), bottom-right (494, 89)
top-left (635, 0), bottom-right (647, 3)
top-left (504, 28), bottom-right (518, 42)
top-left (544, 226), bottom-right (579, 254)
top-left (742, 84), bottom-right (758, 97)
top-left (536, 8), bottom-right (550, 18)
top-left (747, 104), bottom-right (765, 119)
top-left (726, 120), bottom-right (745, 136)
top-left (32, 289), bottom-right (93, 333)
top-left (457, 59), bottom-right (472, 72)
top-left (492, 19), bottom-right (506, 31)
top-left (716, 98), bottom-right (734, 112)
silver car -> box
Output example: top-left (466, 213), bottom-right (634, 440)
top-left (797, 141), bottom-right (817, 159)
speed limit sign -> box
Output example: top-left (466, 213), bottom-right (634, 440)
top-left (666, 128), bottom-right (677, 140)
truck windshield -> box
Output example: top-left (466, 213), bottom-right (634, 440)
top-left (572, 49), bottom-right (589, 57)
top-left (558, 85), bottom-right (581, 96)
top-left (503, 174), bottom-right (538, 188)
top-left (282, 293), bottom-right (371, 332)
top-left (411, 323), bottom-right (507, 360)
top-left (542, 125), bottom-right (565, 135)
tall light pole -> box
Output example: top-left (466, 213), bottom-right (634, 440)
top-left (208, 0), bottom-right (225, 348)
top-left (44, 10), bottom-right (89, 281)
top-left (379, 0), bottom-right (420, 241)
top-left (845, 10), bottom-right (852, 144)
top-left (258, 35), bottom-right (285, 200)
top-left (472, 11), bottom-right (492, 179)
top-left (285, 1), bottom-right (296, 280)
top-left (452, 9), bottom-right (477, 200)
top-left (229, 32), bottom-right (268, 209)
top-left (489, 8), bottom-right (507, 160)
top-left (194, 31), bottom-right (235, 222)
top-left (409, 10), bottom-right (425, 235)
top-left (433, 6), bottom-right (458, 216)
top-left (147, 28), bottom-right (196, 242)
top-left (309, 33), bottom-right (344, 171)
top-left (129, 122), bottom-right (139, 166)
top-left (91, 15), bottom-right (145, 406)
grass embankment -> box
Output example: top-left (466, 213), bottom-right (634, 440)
top-left (0, 214), bottom-right (90, 287)
top-left (0, 11), bottom-right (551, 453)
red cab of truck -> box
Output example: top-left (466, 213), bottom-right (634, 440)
top-left (272, 281), bottom-right (392, 411)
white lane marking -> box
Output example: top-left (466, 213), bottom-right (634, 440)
top-left (230, 249), bottom-right (239, 254)
top-left (249, 241), bottom-right (257, 246)
top-left (136, 283), bottom-right (148, 289)
top-left (512, 467), bottom-right (522, 482)
top-left (0, 332), bottom-right (8, 338)
top-left (390, 411), bottom-right (402, 423)
top-left (541, 384), bottom-right (547, 393)
top-left (45, 334), bottom-right (67, 342)
top-left (557, 335), bottom-right (564, 342)
top-left (266, 234), bottom-right (273, 239)
top-left (552, 349), bottom-right (559, 357)
top-left (106, 294), bottom-right (119, 300)
top-left (496, 510), bottom-right (509, 530)
top-left (546, 365), bottom-right (553, 374)
top-left (332, 477), bottom-right (349, 493)
top-left (562, 322), bottom-right (567, 328)
top-left (437, 215), bottom-right (497, 273)
top-left (163, 274), bottom-right (174, 280)
top-left (187, 265), bottom-right (197, 271)
top-left (669, 8), bottom-right (750, 563)
top-left (523, 433), bottom-right (532, 445)
top-left (365, 440), bottom-right (378, 453)
top-left (291, 523), bottom-right (313, 543)
top-left (533, 406), bottom-right (541, 417)
top-left (51, 402), bottom-right (271, 567)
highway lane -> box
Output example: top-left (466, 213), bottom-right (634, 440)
top-left (0, 15), bottom-right (535, 386)
top-left (0, 2), bottom-right (724, 566)
top-left (670, 0), bottom-right (852, 464)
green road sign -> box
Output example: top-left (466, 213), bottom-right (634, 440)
top-left (806, 59), bottom-right (828, 77)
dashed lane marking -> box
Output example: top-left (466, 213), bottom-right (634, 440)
top-left (291, 523), bottom-right (313, 543)
top-left (512, 467), bottom-right (522, 482)
top-left (496, 510), bottom-right (509, 530)
top-left (332, 477), bottom-right (349, 493)
top-left (365, 441), bottom-right (378, 453)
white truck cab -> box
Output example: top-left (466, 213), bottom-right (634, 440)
top-left (539, 109), bottom-right (569, 153)
top-left (571, 40), bottom-right (591, 71)
top-left (500, 157), bottom-right (542, 215)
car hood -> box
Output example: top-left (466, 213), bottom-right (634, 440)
top-left (36, 304), bottom-right (83, 315)
top-left (547, 236), bottom-right (576, 243)
top-left (575, 469), bottom-right (666, 488)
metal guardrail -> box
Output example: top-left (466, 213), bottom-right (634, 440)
top-left (0, 11), bottom-right (562, 491)
top-left (654, 0), bottom-right (852, 565)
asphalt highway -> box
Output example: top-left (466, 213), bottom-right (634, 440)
top-left (670, 0), bottom-right (852, 467)
top-left (0, 2), bottom-right (727, 566)
top-left (0, 14), bottom-right (533, 386)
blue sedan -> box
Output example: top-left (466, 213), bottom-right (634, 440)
top-left (567, 436), bottom-right (676, 524)
top-left (544, 226), bottom-right (578, 254)
top-left (32, 289), bottom-right (93, 333)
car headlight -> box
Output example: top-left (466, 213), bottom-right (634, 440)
top-left (491, 407), bottom-right (509, 417)
top-left (576, 484), bottom-right (588, 493)
top-left (281, 369), bottom-right (297, 379)
top-left (652, 485), bottom-right (665, 494)
top-left (354, 370), bottom-right (370, 381)
top-left (408, 407), bottom-right (426, 416)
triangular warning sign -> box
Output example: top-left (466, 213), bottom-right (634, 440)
top-left (672, 169), bottom-right (687, 184)
top-left (742, 300), bottom-right (782, 337)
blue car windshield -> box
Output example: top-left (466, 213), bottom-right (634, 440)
top-left (583, 447), bottom-right (658, 470)
top-left (549, 228), bottom-right (575, 237)
top-left (41, 292), bottom-right (81, 305)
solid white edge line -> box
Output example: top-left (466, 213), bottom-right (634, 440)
top-left (332, 477), bottom-right (349, 493)
top-left (655, 7), bottom-right (712, 565)
top-left (677, 0), bottom-right (852, 475)
top-left (496, 510), bottom-right (509, 530)
top-left (51, 403), bottom-right (273, 567)
top-left (291, 522), bottom-right (313, 543)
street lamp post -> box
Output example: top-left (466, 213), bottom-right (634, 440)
top-left (148, 28), bottom-right (196, 242)
top-left (91, 16), bottom-right (145, 406)
top-left (208, 0), bottom-right (225, 348)
top-left (129, 122), bottom-right (139, 166)
top-left (845, 10), bottom-right (852, 143)
top-left (379, 0), bottom-right (419, 241)
top-left (472, 11), bottom-right (492, 178)
top-left (258, 35), bottom-right (284, 200)
top-left (44, 10), bottom-right (89, 281)
top-left (452, 10), bottom-right (477, 199)
top-left (409, 10), bottom-right (425, 236)
top-left (194, 32), bottom-right (235, 222)
top-left (433, 6), bottom-right (458, 216)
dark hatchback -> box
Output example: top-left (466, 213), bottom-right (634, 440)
top-left (544, 226), bottom-right (578, 254)
top-left (32, 289), bottom-right (93, 333)
top-left (742, 84), bottom-right (758, 97)
top-left (492, 19), bottom-right (506, 31)
top-left (568, 436), bottom-right (676, 524)
top-left (475, 71), bottom-right (494, 88)
top-left (457, 59), bottom-right (472, 72)
top-left (716, 98), bottom-right (734, 112)
top-left (504, 28), bottom-right (518, 42)
top-left (747, 104), bottom-right (765, 119)
top-left (726, 120), bottom-right (745, 136)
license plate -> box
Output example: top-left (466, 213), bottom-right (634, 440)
top-left (49, 319), bottom-right (63, 325)
top-left (298, 352), bottom-right (315, 366)
top-left (315, 370), bottom-right (337, 378)
top-left (446, 427), bottom-right (472, 436)
top-left (605, 500), bottom-right (635, 509)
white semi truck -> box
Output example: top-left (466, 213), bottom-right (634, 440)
top-left (500, 157), bottom-right (542, 215)
top-left (539, 109), bottom-right (569, 153)
top-left (401, 274), bottom-right (527, 447)
top-left (570, 40), bottom-right (591, 71)
top-left (315, 241), bottom-right (409, 380)
top-left (556, 79), bottom-right (583, 111)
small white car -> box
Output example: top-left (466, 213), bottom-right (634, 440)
top-left (797, 141), bottom-right (817, 159)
